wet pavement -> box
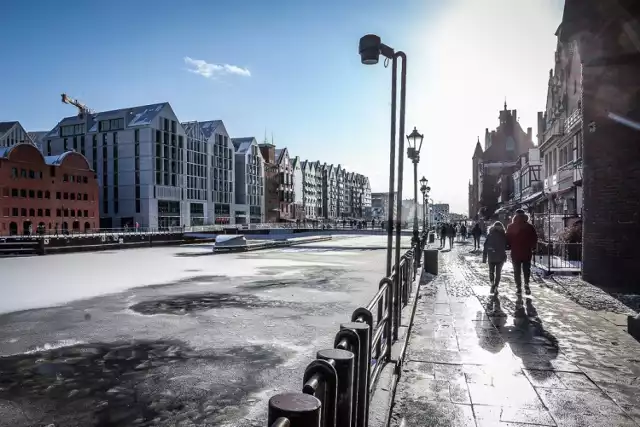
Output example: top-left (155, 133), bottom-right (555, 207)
top-left (392, 242), bottom-right (640, 427)
top-left (0, 235), bottom-right (410, 427)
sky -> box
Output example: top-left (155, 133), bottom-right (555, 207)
top-left (1, 0), bottom-right (563, 215)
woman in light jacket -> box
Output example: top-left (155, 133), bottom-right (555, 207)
top-left (482, 221), bottom-right (508, 295)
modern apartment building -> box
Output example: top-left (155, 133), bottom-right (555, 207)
top-left (181, 120), bottom-right (236, 226)
top-left (45, 102), bottom-right (186, 229)
top-left (45, 103), bottom-right (237, 228)
top-left (231, 137), bottom-right (265, 224)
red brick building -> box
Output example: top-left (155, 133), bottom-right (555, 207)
top-left (469, 104), bottom-right (535, 219)
top-left (560, 0), bottom-right (640, 290)
top-left (0, 143), bottom-right (99, 236)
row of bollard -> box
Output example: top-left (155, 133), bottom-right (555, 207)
top-left (267, 235), bottom-right (428, 427)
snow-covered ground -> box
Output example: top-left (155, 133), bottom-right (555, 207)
top-left (0, 235), bottom-right (411, 427)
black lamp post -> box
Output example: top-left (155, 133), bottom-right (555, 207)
top-left (407, 127), bottom-right (424, 247)
top-left (420, 176), bottom-right (428, 231)
top-left (359, 34), bottom-right (407, 279)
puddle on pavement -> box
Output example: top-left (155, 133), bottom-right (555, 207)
top-left (0, 340), bottom-right (283, 426)
top-left (129, 292), bottom-right (291, 315)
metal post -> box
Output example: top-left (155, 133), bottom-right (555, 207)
top-left (394, 52), bottom-right (407, 330)
top-left (412, 160), bottom-right (419, 242)
top-left (340, 322), bottom-right (370, 427)
top-left (385, 55), bottom-right (398, 278)
top-left (268, 393), bottom-right (322, 427)
top-left (317, 349), bottom-right (355, 427)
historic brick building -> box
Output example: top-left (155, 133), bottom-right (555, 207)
top-left (0, 143), bottom-right (99, 235)
top-left (560, 0), bottom-right (640, 290)
top-left (469, 104), bottom-right (535, 219)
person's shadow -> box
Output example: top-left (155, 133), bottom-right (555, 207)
top-left (477, 294), bottom-right (559, 378)
top-left (505, 296), bottom-right (559, 374)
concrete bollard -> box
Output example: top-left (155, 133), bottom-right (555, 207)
top-left (268, 393), bottom-right (321, 427)
top-left (340, 322), bottom-right (370, 427)
top-left (317, 349), bottom-right (355, 427)
top-left (423, 249), bottom-right (439, 275)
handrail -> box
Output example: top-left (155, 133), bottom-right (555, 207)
top-left (266, 231), bottom-right (429, 427)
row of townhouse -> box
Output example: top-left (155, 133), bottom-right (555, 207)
top-left (9, 101), bottom-right (372, 228)
top-left (472, 0), bottom-right (640, 290)
top-left (299, 160), bottom-right (372, 222)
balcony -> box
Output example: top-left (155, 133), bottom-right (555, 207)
top-left (541, 118), bottom-right (565, 148)
top-left (565, 108), bottom-right (582, 133)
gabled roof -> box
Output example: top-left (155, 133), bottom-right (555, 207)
top-left (291, 156), bottom-right (301, 168)
top-left (46, 102), bottom-right (171, 137)
top-left (231, 137), bottom-right (256, 154)
top-left (0, 121), bottom-right (18, 137)
top-left (275, 147), bottom-right (289, 165)
top-left (199, 120), bottom-right (223, 139)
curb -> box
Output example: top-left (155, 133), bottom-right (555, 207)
top-left (368, 252), bottom-right (433, 427)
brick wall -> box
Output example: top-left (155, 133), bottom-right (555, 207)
top-left (582, 57), bottom-right (640, 291)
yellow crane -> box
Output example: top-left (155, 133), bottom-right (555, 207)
top-left (61, 93), bottom-right (95, 117)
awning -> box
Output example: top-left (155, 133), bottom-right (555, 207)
top-left (520, 191), bottom-right (543, 204)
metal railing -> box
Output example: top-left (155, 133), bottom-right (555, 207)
top-left (534, 241), bottom-right (582, 273)
top-left (267, 235), bottom-right (426, 427)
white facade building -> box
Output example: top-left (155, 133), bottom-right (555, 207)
top-left (45, 103), bottom-right (188, 229)
top-left (45, 103), bottom-right (237, 229)
top-left (291, 156), bottom-right (303, 220)
top-left (232, 137), bottom-right (265, 224)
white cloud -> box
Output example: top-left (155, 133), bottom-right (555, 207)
top-left (183, 56), bottom-right (251, 78)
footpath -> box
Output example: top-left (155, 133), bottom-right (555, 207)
top-left (390, 242), bottom-right (640, 427)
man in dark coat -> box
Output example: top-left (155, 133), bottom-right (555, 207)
top-left (506, 209), bottom-right (538, 295)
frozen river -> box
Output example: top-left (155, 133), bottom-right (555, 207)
top-left (0, 235), bottom-right (411, 427)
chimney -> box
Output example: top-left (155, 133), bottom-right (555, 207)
top-left (512, 110), bottom-right (517, 121)
top-left (527, 127), bottom-right (532, 141)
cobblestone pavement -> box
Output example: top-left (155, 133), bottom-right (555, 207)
top-left (391, 242), bottom-right (640, 427)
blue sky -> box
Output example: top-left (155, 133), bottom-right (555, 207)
top-left (1, 0), bottom-right (563, 214)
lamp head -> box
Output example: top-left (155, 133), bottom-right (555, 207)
top-left (359, 34), bottom-right (382, 65)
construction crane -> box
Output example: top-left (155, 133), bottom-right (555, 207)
top-left (61, 93), bottom-right (95, 117)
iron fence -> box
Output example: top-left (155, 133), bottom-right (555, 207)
top-left (267, 234), bottom-right (426, 427)
top-left (534, 241), bottom-right (582, 273)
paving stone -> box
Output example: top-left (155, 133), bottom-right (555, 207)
top-left (391, 244), bottom-right (640, 427)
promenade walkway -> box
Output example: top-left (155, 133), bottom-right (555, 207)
top-left (391, 242), bottom-right (640, 427)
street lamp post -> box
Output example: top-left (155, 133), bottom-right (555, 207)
top-left (407, 127), bottom-right (424, 249)
top-left (359, 34), bottom-right (408, 281)
top-left (420, 176), bottom-right (428, 231)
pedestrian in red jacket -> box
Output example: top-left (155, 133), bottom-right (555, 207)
top-left (506, 209), bottom-right (538, 295)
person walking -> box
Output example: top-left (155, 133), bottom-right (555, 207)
top-left (447, 223), bottom-right (455, 249)
top-left (471, 223), bottom-right (482, 251)
top-left (506, 209), bottom-right (538, 295)
top-left (482, 221), bottom-right (508, 296)
top-left (440, 223), bottom-right (447, 248)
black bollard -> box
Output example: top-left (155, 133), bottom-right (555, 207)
top-left (317, 349), bottom-right (355, 427)
top-left (340, 322), bottom-right (370, 427)
top-left (268, 393), bottom-right (321, 427)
